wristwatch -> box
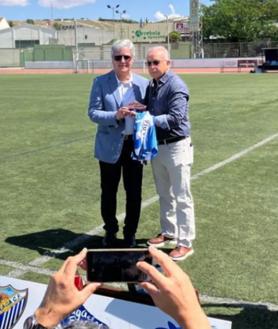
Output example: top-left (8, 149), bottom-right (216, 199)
top-left (23, 315), bottom-right (48, 329)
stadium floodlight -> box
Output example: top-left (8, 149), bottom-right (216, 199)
top-left (162, 14), bottom-right (170, 53)
top-left (115, 9), bottom-right (126, 19)
top-left (115, 9), bottom-right (127, 38)
top-left (115, 9), bottom-right (126, 15)
top-left (107, 4), bottom-right (120, 20)
top-left (107, 4), bottom-right (120, 40)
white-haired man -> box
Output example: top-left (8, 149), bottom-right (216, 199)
top-left (88, 39), bottom-right (148, 248)
top-left (145, 46), bottom-right (195, 261)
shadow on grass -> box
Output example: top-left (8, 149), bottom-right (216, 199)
top-left (5, 230), bottom-right (152, 261)
top-left (205, 303), bottom-right (278, 329)
top-left (5, 229), bottom-right (104, 260)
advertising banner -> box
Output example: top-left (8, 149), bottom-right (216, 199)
top-left (0, 276), bottom-right (232, 329)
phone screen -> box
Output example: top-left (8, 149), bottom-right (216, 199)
top-left (86, 248), bottom-right (152, 282)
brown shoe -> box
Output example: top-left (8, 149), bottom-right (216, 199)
top-left (169, 246), bottom-right (194, 261)
top-left (147, 234), bottom-right (177, 247)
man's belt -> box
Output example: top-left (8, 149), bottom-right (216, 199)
top-left (158, 136), bottom-right (187, 145)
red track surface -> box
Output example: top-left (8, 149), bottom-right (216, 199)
top-left (0, 67), bottom-right (252, 75)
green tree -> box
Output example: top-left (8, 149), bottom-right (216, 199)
top-left (169, 31), bottom-right (182, 43)
top-left (53, 22), bottom-right (62, 30)
top-left (202, 0), bottom-right (278, 41)
top-left (26, 19), bottom-right (35, 25)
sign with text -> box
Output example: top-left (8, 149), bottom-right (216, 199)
top-left (0, 276), bottom-right (232, 329)
top-left (131, 30), bottom-right (165, 42)
top-left (175, 22), bottom-right (190, 33)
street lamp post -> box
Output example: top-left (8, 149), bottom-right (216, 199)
top-left (74, 19), bottom-right (79, 73)
top-left (107, 4), bottom-right (119, 20)
top-left (164, 14), bottom-right (171, 54)
top-left (107, 4), bottom-right (120, 40)
top-left (115, 9), bottom-right (126, 39)
top-left (115, 9), bottom-right (126, 18)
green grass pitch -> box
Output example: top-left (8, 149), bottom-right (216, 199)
top-left (0, 73), bottom-right (277, 329)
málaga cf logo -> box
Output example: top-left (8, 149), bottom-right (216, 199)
top-left (0, 285), bottom-right (28, 329)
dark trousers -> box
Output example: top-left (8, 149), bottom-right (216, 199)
top-left (99, 137), bottom-right (143, 238)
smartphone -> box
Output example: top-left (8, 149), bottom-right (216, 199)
top-left (86, 248), bottom-right (152, 283)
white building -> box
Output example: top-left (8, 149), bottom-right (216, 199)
top-left (0, 24), bottom-right (56, 48)
top-left (0, 18), bottom-right (189, 50)
top-left (0, 22), bottom-right (114, 48)
top-left (0, 17), bottom-right (10, 30)
top-left (57, 24), bottom-right (113, 47)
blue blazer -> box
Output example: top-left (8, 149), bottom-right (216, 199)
top-left (88, 71), bottom-right (148, 164)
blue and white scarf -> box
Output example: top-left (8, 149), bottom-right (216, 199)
top-left (132, 111), bottom-right (158, 162)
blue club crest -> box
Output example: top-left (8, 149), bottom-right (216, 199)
top-left (0, 285), bottom-right (28, 329)
top-left (61, 304), bottom-right (109, 328)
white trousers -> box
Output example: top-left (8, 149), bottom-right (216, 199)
top-left (151, 137), bottom-right (195, 247)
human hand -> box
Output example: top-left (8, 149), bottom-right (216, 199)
top-left (116, 106), bottom-right (136, 120)
top-left (127, 101), bottom-right (147, 111)
top-left (137, 246), bottom-right (211, 329)
top-left (35, 248), bottom-right (101, 328)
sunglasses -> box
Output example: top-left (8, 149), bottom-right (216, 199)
top-left (146, 60), bottom-right (160, 66)
top-left (114, 55), bottom-right (131, 61)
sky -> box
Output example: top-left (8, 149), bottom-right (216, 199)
top-left (0, 0), bottom-right (212, 22)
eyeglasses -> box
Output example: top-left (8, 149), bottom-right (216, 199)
top-left (146, 60), bottom-right (160, 66)
top-left (113, 55), bottom-right (131, 62)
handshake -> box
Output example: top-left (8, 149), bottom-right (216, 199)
top-left (116, 102), bottom-right (147, 120)
top-left (127, 101), bottom-right (147, 111)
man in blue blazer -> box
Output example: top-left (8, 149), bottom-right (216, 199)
top-left (88, 39), bottom-right (148, 247)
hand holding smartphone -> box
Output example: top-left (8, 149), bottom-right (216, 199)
top-left (86, 248), bottom-right (152, 283)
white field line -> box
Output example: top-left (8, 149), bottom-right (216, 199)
top-left (200, 295), bottom-right (278, 311)
top-left (7, 133), bottom-right (278, 278)
top-left (0, 259), bottom-right (53, 276)
top-left (191, 133), bottom-right (278, 180)
top-left (1, 257), bottom-right (278, 311)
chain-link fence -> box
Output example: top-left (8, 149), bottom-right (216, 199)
top-left (203, 40), bottom-right (278, 58)
top-left (0, 40), bottom-right (277, 68)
